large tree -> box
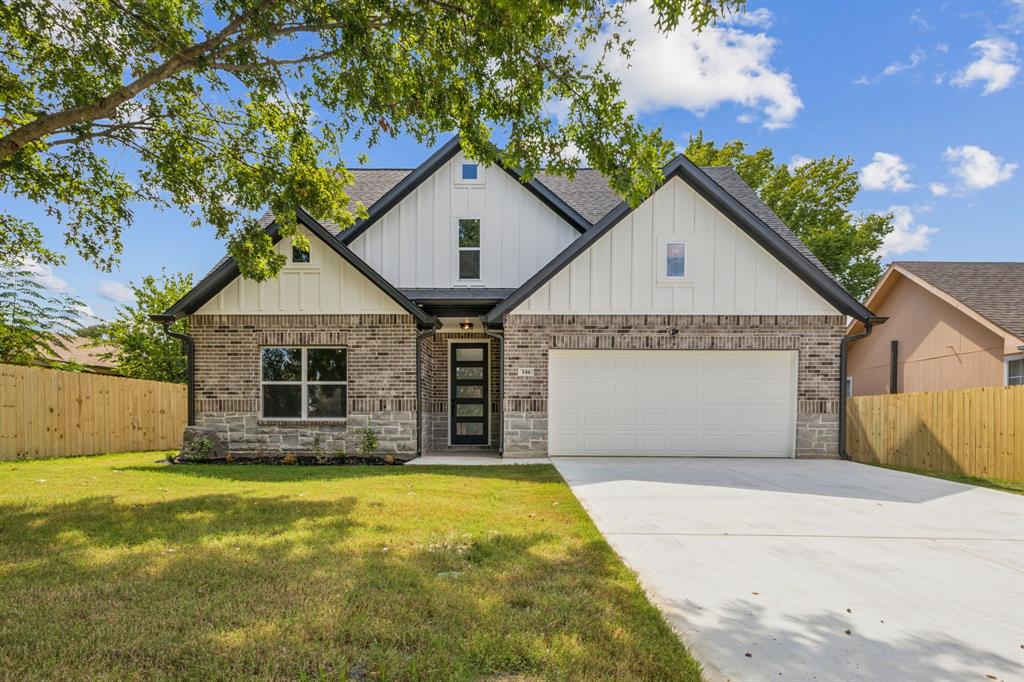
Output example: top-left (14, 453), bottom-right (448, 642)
top-left (684, 134), bottom-right (893, 299)
top-left (1, 0), bottom-right (738, 277)
top-left (96, 271), bottom-right (193, 382)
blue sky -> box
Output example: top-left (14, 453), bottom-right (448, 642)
top-left (10, 0), bottom-right (1024, 321)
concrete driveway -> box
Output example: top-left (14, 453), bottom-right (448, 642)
top-left (552, 457), bottom-right (1024, 682)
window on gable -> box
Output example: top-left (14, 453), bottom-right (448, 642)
top-left (461, 163), bottom-right (479, 181)
top-left (458, 218), bottom-right (481, 281)
top-left (665, 242), bottom-right (686, 278)
top-left (292, 243), bottom-right (310, 263)
top-left (261, 347), bottom-right (347, 419)
top-left (1008, 357), bottom-right (1024, 386)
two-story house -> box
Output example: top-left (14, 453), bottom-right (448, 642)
top-left (156, 136), bottom-right (876, 460)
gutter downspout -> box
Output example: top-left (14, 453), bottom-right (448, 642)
top-left (151, 314), bottom-right (194, 426)
top-left (483, 322), bottom-right (505, 456)
top-left (416, 323), bottom-right (439, 457)
top-left (839, 316), bottom-right (887, 460)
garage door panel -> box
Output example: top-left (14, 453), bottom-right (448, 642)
top-left (548, 350), bottom-right (796, 457)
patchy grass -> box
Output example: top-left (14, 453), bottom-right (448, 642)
top-left (0, 453), bottom-right (701, 680)
top-left (867, 463), bottom-right (1024, 495)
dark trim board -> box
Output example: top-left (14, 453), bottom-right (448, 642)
top-left (485, 155), bottom-right (876, 325)
top-left (338, 135), bottom-right (593, 246)
top-left (160, 208), bottom-right (438, 328)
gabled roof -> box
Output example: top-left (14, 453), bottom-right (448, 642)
top-left (159, 208), bottom-right (437, 327)
top-left (337, 136), bottom-right (592, 245)
top-left (857, 261), bottom-right (1024, 342)
top-left (485, 153), bottom-right (875, 324)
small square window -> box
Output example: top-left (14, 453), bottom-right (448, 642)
top-left (1008, 358), bottom-right (1024, 386)
top-left (292, 244), bottom-right (310, 263)
top-left (461, 163), bottom-right (479, 180)
top-left (666, 242), bottom-right (686, 278)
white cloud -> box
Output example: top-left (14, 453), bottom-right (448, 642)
top-left (879, 206), bottom-right (938, 257)
top-left (97, 281), bottom-right (136, 303)
top-left (789, 154), bottom-right (813, 169)
top-left (929, 182), bottom-right (950, 196)
top-left (736, 113), bottom-right (755, 124)
top-left (936, 43), bottom-right (949, 53)
top-left (950, 38), bottom-right (1019, 94)
top-left (859, 152), bottom-right (914, 191)
top-left (723, 7), bottom-right (774, 28)
top-left (910, 10), bottom-right (931, 30)
top-left (585, 2), bottom-right (802, 129)
top-left (855, 49), bottom-right (925, 84)
top-left (1002, 0), bottom-right (1024, 33)
top-left (944, 145), bottom-right (1019, 188)
top-left (22, 259), bottom-right (71, 293)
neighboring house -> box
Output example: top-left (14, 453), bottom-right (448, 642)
top-left (846, 261), bottom-right (1024, 396)
top-left (156, 136), bottom-right (875, 460)
top-left (44, 337), bottom-right (119, 375)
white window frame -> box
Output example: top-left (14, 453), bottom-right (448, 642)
top-left (1004, 353), bottom-right (1024, 387)
top-left (260, 346), bottom-right (348, 420)
top-left (656, 236), bottom-right (691, 285)
top-left (455, 160), bottom-right (484, 185)
top-left (456, 217), bottom-right (482, 283)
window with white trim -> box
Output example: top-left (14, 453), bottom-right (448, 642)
top-left (261, 347), bottom-right (347, 419)
top-left (457, 218), bottom-right (481, 281)
top-left (461, 162), bottom-right (479, 181)
top-left (1007, 357), bottom-right (1024, 386)
top-left (291, 243), bottom-right (310, 263)
top-left (665, 241), bottom-right (686, 279)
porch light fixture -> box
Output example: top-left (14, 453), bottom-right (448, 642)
top-left (459, 320), bottom-right (475, 330)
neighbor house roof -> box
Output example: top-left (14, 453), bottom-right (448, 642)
top-left (49, 337), bottom-right (117, 370)
top-left (862, 261), bottom-right (1024, 342)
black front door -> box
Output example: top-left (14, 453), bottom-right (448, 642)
top-left (450, 343), bottom-right (488, 445)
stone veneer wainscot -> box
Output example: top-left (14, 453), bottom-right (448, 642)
top-left (501, 314), bottom-right (845, 458)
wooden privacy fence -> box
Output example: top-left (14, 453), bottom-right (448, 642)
top-left (0, 363), bottom-right (186, 459)
top-left (846, 386), bottom-right (1024, 481)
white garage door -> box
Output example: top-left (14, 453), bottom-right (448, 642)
top-left (548, 350), bottom-right (797, 457)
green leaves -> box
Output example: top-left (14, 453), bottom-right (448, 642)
top-left (0, 266), bottom-right (85, 365)
top-left (684, 133), bottom-right (894, 300)
top-left (94, 270), bottom-right (194, 383)
top-left (2, 0), bottom-right (736, 280)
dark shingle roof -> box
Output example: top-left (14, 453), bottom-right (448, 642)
top-left (535, 169), bottom-right (624, 225)
top-left (895, 261), bottom-right (1024, 340)
top-left (401, 288), bottom-right (517, 302)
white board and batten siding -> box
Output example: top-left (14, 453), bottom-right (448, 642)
top-left (349, 153), bottom-right (580, 288)
top-left (196, 225), bottom-right (404, 315)
top-left (515, 176), bottom-right (840, 316)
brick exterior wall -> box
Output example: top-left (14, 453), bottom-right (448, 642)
top-left (191, 314), bottom-right (418, 456)
top-left (502, 314), bottom-right (846, 458)
top-left (419, 331), bottom-right (500, 452)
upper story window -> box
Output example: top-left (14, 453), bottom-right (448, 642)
top-left (261, 347), bottom-right (347, 419)
top-left (1007, 356), bottom-right (1023, 386)
top-left (461, 163), bottom-right (479, 181)
top-left (292, 243), bottom-right (310, 263)
top-left (665, 241), bottom-right (686, 279)
top-left (458, 218), bottom-right (481, 281)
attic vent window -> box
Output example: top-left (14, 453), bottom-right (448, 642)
top-left (292, 244), bottom-right (310, 263)
top-left (461, 163), bottom-right (479, 180)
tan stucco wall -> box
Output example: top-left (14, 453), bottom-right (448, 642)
top-left (847, 274), bottom-right (1005, 395)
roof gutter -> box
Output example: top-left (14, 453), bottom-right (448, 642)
top-left (838, 315), bottom-right (888, 460)
top-left (151, 313), bottom-right (194, 426)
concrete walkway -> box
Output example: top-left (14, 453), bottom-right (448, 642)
top-left (552, 457), bottom-right (1024, 682)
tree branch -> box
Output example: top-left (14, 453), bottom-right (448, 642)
top-left (0, 0), bottom-right (271, 161)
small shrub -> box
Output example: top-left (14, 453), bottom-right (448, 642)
top-left (282, 453), bottom-right (297, 465)
top-left (358, 424), bottom-right (378, 456)
top-left (180, 435), bottom-right (213, 461)
top-left (225, 453), bottom-right (234, 464)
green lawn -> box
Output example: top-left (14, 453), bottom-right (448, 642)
top-left (867, 463), bottom-right (1024, 495)
top-left (0, 453), bottom-right (701, 681)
